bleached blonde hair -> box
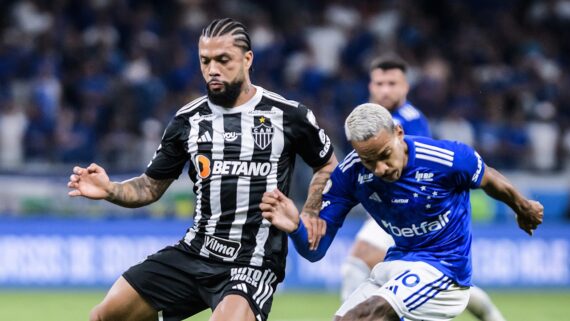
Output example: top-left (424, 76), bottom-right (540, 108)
top-left (344, 103), bottom-right (395, 141)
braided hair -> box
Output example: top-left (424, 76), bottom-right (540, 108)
top-left (201, 18), bottom-right (252, 52)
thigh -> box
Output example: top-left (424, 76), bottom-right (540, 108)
top-left (355, 219), bottom-right (394, 252)
top-left (336, 278), bottom-right (383, 317)
top-left (90, 276), bottom-right (157, 321)
top-left (338, 295), bottom-right (400, 321)
top-left (123, 246), bottom-right (210, 320)
top-left (371, 261), bottom-right (469, 321)
top-left (207, 266), bottom-right (279, 321)
top-left (350, 240), bottom-right (387, 270)
top-left (210, 295), bottom-right (255, 321)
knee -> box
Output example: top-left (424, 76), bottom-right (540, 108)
top-left (89, 304), bottom-right (104, 321)
top-left (89, 302), bottom-right (117, 321)
top-left (340, 296), bottom-right (399, 321)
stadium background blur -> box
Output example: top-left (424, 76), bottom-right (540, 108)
top-left (0, 0), bottom-right (569, 320)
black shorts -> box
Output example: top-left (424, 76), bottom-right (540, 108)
top-left (123, 244), bottom-right (279, 321)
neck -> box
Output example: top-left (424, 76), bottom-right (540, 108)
top-left (392, 99), bottom-right (406, 111)
top-left (402, 138), bottom-right (409, 167)
top-left (233, 83), bottom-right (256, 107)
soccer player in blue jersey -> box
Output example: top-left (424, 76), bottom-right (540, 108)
top-left (368, 55), bottom-right (431, 137)
top-left (260, 103), bottom-right (543, 321)
top-left (342, 56), bottom-right (432, 301)
top-left (343, 56), bottom-right (506, 321)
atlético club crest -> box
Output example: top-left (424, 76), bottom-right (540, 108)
top-left (252, 116), bottom-right (274, 150)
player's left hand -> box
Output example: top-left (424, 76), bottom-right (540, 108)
top-left (300, 211), bottom-right (326, 251)
top-left (260, 189), bottom-right (300, 233)
top-left (516, 200), bottom-right (544, 236)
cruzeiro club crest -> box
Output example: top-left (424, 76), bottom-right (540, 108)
top-left (252, 116), bottom-right (274, 150)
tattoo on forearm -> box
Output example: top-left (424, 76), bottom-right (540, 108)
top-left (107, 175), bottom-right (173, 208)
top-left (302, 170), bottom-right (332, 216)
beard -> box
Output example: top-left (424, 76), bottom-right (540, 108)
top-left (377, 98), bottom-right (398, 111)
top-left (207, 78), bottom-right (244, 108)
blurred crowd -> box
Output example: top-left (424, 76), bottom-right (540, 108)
top-left (0, 0), bottom-right (569, 173)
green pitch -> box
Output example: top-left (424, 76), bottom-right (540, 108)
top-left (0, 290), bottom-right (568, 320)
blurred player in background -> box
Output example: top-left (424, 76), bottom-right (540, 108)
top-left (261, 103), bottom-right (543, 321)
top-left (68, 18), bottom-right (336, 321)
top-left (341, 56), bottom-right (507, 321)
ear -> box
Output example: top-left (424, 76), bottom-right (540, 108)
top-left (403, 79), bottom-right (410, 95)
top-left (395, 124), bottom-right (404, 138)
top-left (244, 50), bottom-right (254, 69)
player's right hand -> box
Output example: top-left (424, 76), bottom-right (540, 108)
top-left (260, 189), bottom-right (300, 233)
top-left (67, 163), bottom-right (112, 200)
top-left (300, 212), bottom-right (326, 251)
top-left (516, 199), bottom-right (544, 236)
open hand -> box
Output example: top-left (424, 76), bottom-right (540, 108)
top-left (260, 189), bottom-right (300, 233)
top-left (67, 163), bottom-right (112, 200)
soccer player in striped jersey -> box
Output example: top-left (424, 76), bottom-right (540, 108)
top-left (68, 18), bottom-right (337, 321)
top-left (261, 103), bottom-right (543, 321)
top-left (343, 56), bottom-right (507, 321)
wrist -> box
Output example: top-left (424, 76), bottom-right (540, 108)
top-left (513, 198), bottom-right (530, 215)
top-left (104, 182), bottom-right (117, 201)
top-left (301, 206), bottom-right (319, 217)
top-left (289, 220), bottom-right (305, 236)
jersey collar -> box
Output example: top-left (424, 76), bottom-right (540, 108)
top-left (393, 100), bottom-right (411, 113)
top-left (403, 136), bottom-right (416, 172)
top-left (208, 85), bottom-right (263, 114)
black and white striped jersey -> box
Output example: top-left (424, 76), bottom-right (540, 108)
top-left (145, 85), bottom-right (334, 277)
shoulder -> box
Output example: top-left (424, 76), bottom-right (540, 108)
top-left (336, 150), bottom-right (369, 184)
top-left (410, 136), bottom-right (459, 169)
top-left (327, 150), bottom-right (364, 193)
top-left (338, 150), bottom-right (361, 173)
top-left (175, 95), bottom-right (208, 116)
top-left (259, 87), bottom-right (301, 109)
top-left (259, 88), bottom-right (323, 129)
top-left (396, 103), bottom-right (426, 122)
top-left (411, 136), bottom-right (479, 171)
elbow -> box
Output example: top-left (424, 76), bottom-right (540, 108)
top-left (301, 251), bottom-right (326, 262)
top-left (314, 154), bottom-right (338, 173)
top-left (292, 243), bottom-right (327, 262)
top-left (306, 255), bottom-right (324, 263)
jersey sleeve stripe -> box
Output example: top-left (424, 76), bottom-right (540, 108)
top-left (262, 89), bottom-right (300, 107)
top-left (339, 150), bottom-right (359, 170)
top-left (415, 147), bottom-right (454, 161)
top-left (416, 154), bottom-right (453, 167)
top-left (341, 158), bottom-right (361, 172)
top-left (176, 96), bottom-right (208, 116)
top-left (414, 142), bottom-right (455, 156)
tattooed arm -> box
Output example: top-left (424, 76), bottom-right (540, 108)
top-left (68, 163), bottom-right (174, 208)
top-left (301, 154), bottom-right (338, 250)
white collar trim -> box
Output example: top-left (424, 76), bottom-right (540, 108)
top-left (208, 85), bottom-right (263, 114)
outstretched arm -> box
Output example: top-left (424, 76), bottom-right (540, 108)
top-left (479, 165), bottom-right (543, 235)
top-left (68, 163), bottom-right (174, 208)
top-left (301, 154), bottom-right (338, 250)
top-left (261, 189), bottom-right (339, 262)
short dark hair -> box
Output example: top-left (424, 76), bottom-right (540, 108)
top-left (201, 18), bottom-right (252, 52)
top-left (369, 54), bottom-right (408, 73)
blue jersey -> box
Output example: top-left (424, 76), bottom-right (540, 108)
top-left (289, 136), bottom-right (485, 286)
top-left (392, 102), bottom-right (431, 137)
